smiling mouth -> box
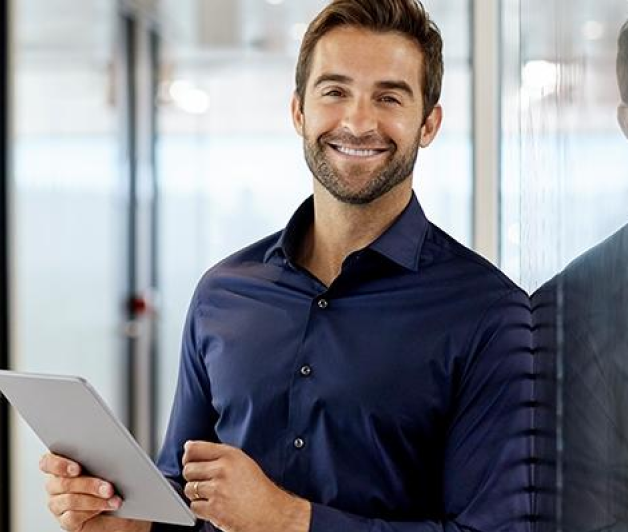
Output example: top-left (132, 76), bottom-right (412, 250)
top-left (328, 143), bottom-right (389, 158)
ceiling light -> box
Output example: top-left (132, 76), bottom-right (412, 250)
top-left (169, 80), bottom-right (210, 115)
top-left (522, 60), bottom-right (559, 94)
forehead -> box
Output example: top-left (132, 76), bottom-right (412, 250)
top-left (309, 26), bottom-right (424, 88)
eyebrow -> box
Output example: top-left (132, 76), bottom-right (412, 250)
top-left (375, 80), bottom-right (415, 99)
top-left (313, 74), bottom-right (415, 99)
top-left (313, 73), bottom-right (353, 88)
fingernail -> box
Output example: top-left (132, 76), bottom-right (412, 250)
top-left (99, 483), bottom-right (112, 497)
top-left (67, 464), bottom-right (79, 476)
top-left (108, 496), bottom-right (121, 509)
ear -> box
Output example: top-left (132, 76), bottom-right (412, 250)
top-left (418, 104), bottom-right (443, 148)
top-left (618, 103), bottom-right (628, 140)
top-left (291, 92), bottom-right (305, 137)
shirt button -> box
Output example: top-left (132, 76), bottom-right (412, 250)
top-left (293, 437), bottom-right (305, 449)
top-left (317, 298), bottom-right (329, 309)
top-left (300, 365), bottom-right (312, 377)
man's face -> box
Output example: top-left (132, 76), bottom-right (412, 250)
top-left (292, 26), bottom-right (442, 205)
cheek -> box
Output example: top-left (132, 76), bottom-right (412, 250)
top-left (381, 117), bottom-right (420, 145)
top-left (303, 103), bottom-right (344, 135)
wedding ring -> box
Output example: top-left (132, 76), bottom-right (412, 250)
top-left (193, 481), bottom-right (200, 500)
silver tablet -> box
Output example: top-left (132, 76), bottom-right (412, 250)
top-left (0, 370), bottom-right (196, 527)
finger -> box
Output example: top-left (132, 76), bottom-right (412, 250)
top-left (190, 499), bottom-right (222, 526)
top-left (58, 509), bottom-right (101, 531)
top-left (182, 460), bottom-right (226, 482)
top-left (49, 493), bottom-right (122, 516)
top-left (39, 453), bottom-right (81, 477)
top-left (183, 480), bottom-right (203, 501)
top-left (183, 478), bottom-right (220, 501)
top-left (46, 476), bottom-right (115, 499)
top-left (182, 441), bottom-right (230, 464)
top-left (189, 500), bottom-right (206, 521)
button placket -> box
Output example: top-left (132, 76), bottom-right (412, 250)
top-left (285, 293), bottom-right (328, 463)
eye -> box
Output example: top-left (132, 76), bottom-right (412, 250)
top-left (379, 95), bottom-right (401, 105)
top-left (322, 89), bottom-right (344, 98)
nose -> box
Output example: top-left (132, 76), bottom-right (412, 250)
top-left (341, 97), bottom-right (378, 137)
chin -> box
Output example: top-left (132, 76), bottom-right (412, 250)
top-left (332, 193), bottom-right (379, 206)
top-left (328, 179), bottom-right (409, 206)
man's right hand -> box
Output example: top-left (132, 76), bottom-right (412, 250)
top-left (39, 452), bottom-right (150, 532)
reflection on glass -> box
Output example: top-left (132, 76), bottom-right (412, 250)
top-left (503, 1), bottom-right (628, 289)
top-left (155, 0), bottom-right (473, 444)
top-left (11, 1), bottom-right (124, 530)
top-left (547, 18), bottom-right (628, 532)
top-left (501, 1), bottom-right (628, 530)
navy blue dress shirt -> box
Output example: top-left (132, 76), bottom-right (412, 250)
top-left (155, 194), bottom-right (534, 532)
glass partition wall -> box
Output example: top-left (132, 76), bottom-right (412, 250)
top-left (9, 2), bottom-right (128, 530)
top-left (501, 1), bottom-right (628, 530)
top-left (502, 0), bottom-right (628, 286)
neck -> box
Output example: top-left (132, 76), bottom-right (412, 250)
top-left (297, 180), bottom-right (413, 287)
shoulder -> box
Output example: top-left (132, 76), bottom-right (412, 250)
top-left (423, 221), bottom-right (527, 305)
top-left (563, 222), bottom-right (628, 285)
top-left (191, 229), bottom-right (284, 305)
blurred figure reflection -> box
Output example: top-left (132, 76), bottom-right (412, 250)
top-left (533, 19), bottom-right (628, 532)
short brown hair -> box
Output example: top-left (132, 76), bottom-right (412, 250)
top-left (295, 0), bottom-right (443, 121)
top-left (618, 20), bottom-right (628, 103)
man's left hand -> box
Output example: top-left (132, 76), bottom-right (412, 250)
top-left (182, 441), bottom-right (311, 532)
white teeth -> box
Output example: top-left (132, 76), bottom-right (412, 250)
top-left (335, 146), bottom-right (381, 157)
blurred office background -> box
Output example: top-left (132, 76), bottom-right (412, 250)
top-left (0, 0), bottom-right (627, 531)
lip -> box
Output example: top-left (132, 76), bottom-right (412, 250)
top-left (327, 143), bottom-right (390, 159)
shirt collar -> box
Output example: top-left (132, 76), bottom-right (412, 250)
top-left (263, 196), bottom-right (314, 265)
top-left (264, 192), bottom-right (429, 273)
top-left (368, 192), bottom-right (428, 272)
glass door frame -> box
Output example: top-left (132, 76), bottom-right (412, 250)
top-left (118, 7), bottom-right (161, 456)
top-left (0, 3), bottom-right (160, 529)
top-left (0, 0), bottom-right (11, 528)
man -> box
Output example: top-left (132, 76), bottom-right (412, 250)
top-left (619, 21), bottom-right (628, 138)
top-left (534, 19), bottom-right (628, 532)
top-left (40, 1), bottom-right (534, 531)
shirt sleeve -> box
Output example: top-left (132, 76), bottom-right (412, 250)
top-left (151, 287), bottom-right (220, 532)
top-left (308, 288), bottom-right (534, 532)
